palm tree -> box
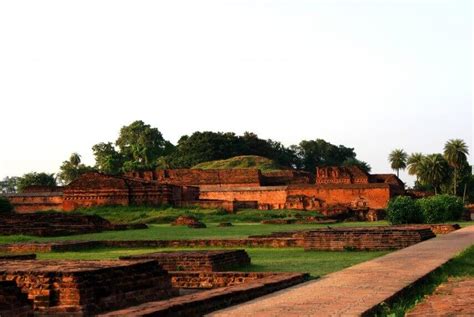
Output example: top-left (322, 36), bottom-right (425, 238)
top-left (417, 154), bottom-right (450, 195)
top-left (69, 153), bottom-right (82, 167)
top-left (388, 149), bottom-right (408, 177)
top-left (407, 153), bottom-right (424, 181)
top-left (444, 139), bottom-right (469, 195)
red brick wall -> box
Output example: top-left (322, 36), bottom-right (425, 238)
top-left (200, 187), bottom-right (288, 209)
top-left (6, 194), bottom-right (63, 212)
top-left (287, 185), bottom-right (392, 209)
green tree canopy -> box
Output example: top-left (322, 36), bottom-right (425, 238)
top-left (92, 142), bottom-right (124, 175)
top-left (444, 139), bottom-right (469, 195)
top-left (417, 153), bottom-right (451, 195)
top-left (0, 176), bottom-right (19, 193)
top-left (17, 172), bottom-right (57, 192)
top-left (58, 153), bottom-right (95, 184)
top-left (296, 139), bottom-right (357, 172)
top-left (388, 149), bottom-right (408, 177)
top-left (116, 120), bottom-right (174, 170)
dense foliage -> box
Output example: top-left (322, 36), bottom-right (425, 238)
top-left (0, 197), bottom-right (13, 213)
top-left (58, 153), bottom-right (95, 184)
top-left (387, 195), bottom-right (464, 224)
top-left (90, 122), bottom-right (369, 173)
top-left (386, 196), bottom-right (424, 225)
top-left (17, 172), bottom-right (57, 192)
top-left (417, 195), bottom-right (464, 223)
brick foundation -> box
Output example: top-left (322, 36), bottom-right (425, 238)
top-left (0, 253), bottom-right (36, 260)
top-left (120, 250), bottom-right (250, 272)
top-left (0, 259), bottom-right (177, 316)
top-left (99, 272), bottom-right (309, 317)
top-left (303, 227), bottom-right (435, 251)
top-left (0, 281), bottom-right (33, 317)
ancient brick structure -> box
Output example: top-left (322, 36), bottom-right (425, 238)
top-left (0, 259), bottom-right (176, 315)
top-left (303, 227), bottom-right (435, 251)
top-left (0, 281), bottom-right (33, 317)
top-left (0, 212), bottom-right (145, 237)
top-left (4, 165), bottom-right (404, 214)
top-left (99, 272), bottom-right (308, 317)
top-left (120, 250), bottom-right (250, 272)
top-left (0, 254), bottom-right (36, 260)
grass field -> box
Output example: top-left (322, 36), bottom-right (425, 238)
top-left (34, 247), bottom-right (388, 278)
top-left (0, 221), bottom-right (391, 243)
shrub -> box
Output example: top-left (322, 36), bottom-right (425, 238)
top-left (417, 195), bottom-right (464, 223)
top-left (0, 197), bottom-right (13, 213)
top-left (387, 196), bottom-right (424, 224)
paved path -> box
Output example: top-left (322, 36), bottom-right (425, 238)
top-left (209, 226), bottom-right (474, 317)
top-left (406, 277), bottom-right (474, 316)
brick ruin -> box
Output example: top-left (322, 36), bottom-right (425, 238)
top-left (0, 212), bottom-right (147, 237)
top-left (119, 250), bottom-right (251, 272)
top-left (0, 250), bottom-right (308, 316)
top-left (3, 165), bottom-right (405, 215)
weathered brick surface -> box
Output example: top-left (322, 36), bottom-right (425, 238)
top-left (5, 192), bottom-right (63, 212)
top-left (0, 259), bottom-right (176, 316)
top-left (406, 277), bottom-right (474, 316)
top-left (303, 227), bottom-right (435, 251)
top-left (0, 280), bottom-right (33, 317)
top-left (120, 250), bottom-right (250, 272)
top-left (210, 226), bottom-right (474, 317)
top-left (0, 241), bottom-right (100, 253)
top-left (0, 212), bottom-right (118, 237)
top-left (99, 272), bottom-right (309, 317)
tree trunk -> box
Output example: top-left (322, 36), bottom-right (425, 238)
top-left (463, 183), bottom-right (467, 204)
top-left (396, 169), bottom-right (399, 177)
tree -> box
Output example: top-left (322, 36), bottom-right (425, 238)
top-left (388, 149), bottom-right (408, 177)
top-left (92, 142), bottom-right (124, 175)
top-left (17, 172), bottom-right (57, 192)
top-left (407, 153), bottom-right (424, 181)
top-left (116, 120), bottom-right (174, 170)
top-left (444, 139), bottom-right (469, 195)
top-left (296, 139), bottom-right (357, 172)
top-left (417, 154), bottom-right (451, 195)
top-left (342, 158), bottom-right (372, 173)
top-left (0, 176), bottom-right (19, 193)
top-left (58, 153), bottom-right (95, 184)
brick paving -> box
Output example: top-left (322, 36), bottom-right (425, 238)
top-left (406, 277), bottom-right (474, 317)
top-left (209, 225), bottom-right (474, 317)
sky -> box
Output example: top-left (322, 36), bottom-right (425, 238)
top-left (0, 0), bottom-right (472, 186)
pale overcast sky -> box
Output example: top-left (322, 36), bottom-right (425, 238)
top-left (0, 0), bottom-right (472, 186)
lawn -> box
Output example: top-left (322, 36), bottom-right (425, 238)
top-left (0, 221), bottom-right (391, 243)
top-left (36, 246), bottom-right (388, 277)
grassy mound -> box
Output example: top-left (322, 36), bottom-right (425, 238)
top-left (192, 155), bottom-right (285, 172)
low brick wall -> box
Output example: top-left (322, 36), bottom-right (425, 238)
top-left (303, 227), bottom-right (435, 251)
top-left (0, 241), bottom-right (100, 253)
top-left (0, 253), bottom-right (36, 260)
top-left (101, 238), bottom-right (301, 248)
top-left (99, 272), bottom-right (309, 317)
top-left (0, 280), bottom-right (33, 317)
top-left (120, 250), bottom-right (250, 272)
top-left (0, 259), bottom-right (177, 316)
top-left (170, 271), bottom-right (279, 289)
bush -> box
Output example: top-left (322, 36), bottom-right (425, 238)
top-left (417, 195), bottom-right (464, 223)
top-left (0, 197), bottom-right (13, 213)
top-left (387, 196), bottom-right (424, 224)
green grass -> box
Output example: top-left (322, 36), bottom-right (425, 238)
top-left (36, 247), bottom-right (388, 277)
top-left (192, 155), bottom-right (284, 172)
top-left (75, 205), bottom-right (326, 224)
top-left (0, 221), bottom-right (391, 244)
top-left (378, 245), bottom-right (474, 316)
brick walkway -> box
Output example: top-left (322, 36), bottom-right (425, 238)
top-left (209, 225), bottom-right (474, 317)
top-left (406, 277), bottom-right (474, 316)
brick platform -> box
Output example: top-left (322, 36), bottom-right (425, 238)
top-left (209, 226), bottom-right (474, 316)
top-left (99, 272), bottom-right (308, 317)
top-left (0, 280), bottom-right (33, 317)
top-left (406, 277), bottom-right (474, 316)
top-left (0, 259), bottom-right (177, 316)
top-left (170, 271), bottom-right (285, 289)
top-left (303, 226), bottom-right (435, 251)
top-left (120, 250), bottom-right (250, 272)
